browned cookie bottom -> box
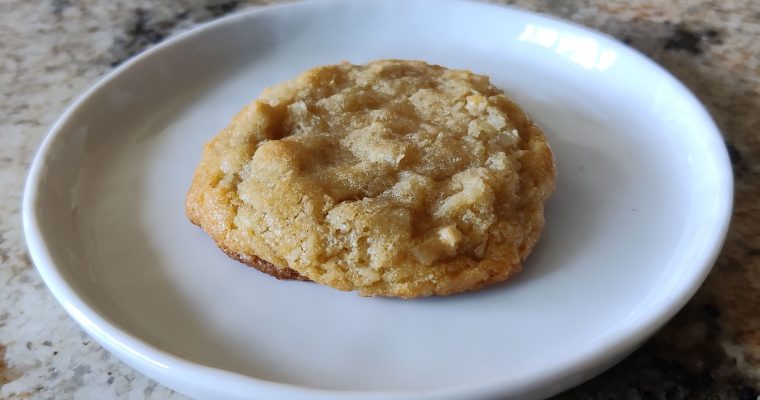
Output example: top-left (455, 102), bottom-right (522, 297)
top-left (220, 247), bottom-right (310, 281)
top-left (189, 217), bottom-right (309, 281)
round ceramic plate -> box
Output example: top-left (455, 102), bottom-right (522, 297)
top-left (23, 0), bottom-right (732, 399)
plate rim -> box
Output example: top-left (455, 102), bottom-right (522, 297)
top-left (22, 0), bottom-right (734, 398)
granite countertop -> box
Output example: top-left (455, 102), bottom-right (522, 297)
top-left (1, 0), bottom-right (758, 398)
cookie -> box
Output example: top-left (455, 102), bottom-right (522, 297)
top-left (186, 59), bottom-right (555, 298)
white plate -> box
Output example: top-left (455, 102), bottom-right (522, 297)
top-left (23, 0), bottom-right (733, 399)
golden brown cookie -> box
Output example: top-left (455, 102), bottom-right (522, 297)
top-left (186, 59), bottom-right (555, 298)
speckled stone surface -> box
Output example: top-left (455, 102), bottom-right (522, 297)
top-left (0, 0), bottom-right (758, 399)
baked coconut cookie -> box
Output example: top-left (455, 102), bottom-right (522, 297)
top-left (186, 59), bottom-right (555, 298)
